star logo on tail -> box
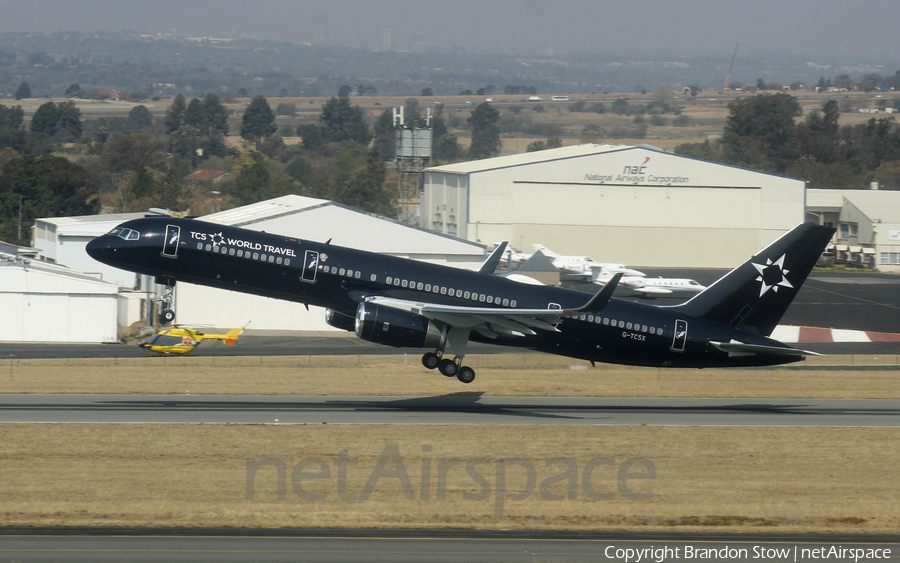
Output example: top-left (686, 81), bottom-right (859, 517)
top-left (752, 254), bottom-right (793, 297)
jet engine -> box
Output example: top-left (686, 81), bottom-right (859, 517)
top-left (325, 308), bottom-right (356, 332)
top-left (355, 301), bottom-right (443, 348)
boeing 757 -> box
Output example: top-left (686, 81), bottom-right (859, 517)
top-left (86, 219), bottom-right (833, 384)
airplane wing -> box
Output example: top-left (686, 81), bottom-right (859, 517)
top-left (368, 274), bottom-right (621, 339)
top-left (710, 340), bottom-right (822, 358)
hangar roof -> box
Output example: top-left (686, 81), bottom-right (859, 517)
top-left (425, 143), bottom-right (636, 174)
top-left (37, 212), bottom-right (146, 237)
top-left (201, 195), bottom-right (484, 256)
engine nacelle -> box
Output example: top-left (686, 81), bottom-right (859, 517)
top-left (325, 308), bottom-right (356, 332)
top-left (355, 301), bottom-right (443, 349)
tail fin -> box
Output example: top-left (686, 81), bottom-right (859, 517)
top-left (531, 243), bottom-right (558, 258)
top-left (672, 223), bottom-right (834, 337)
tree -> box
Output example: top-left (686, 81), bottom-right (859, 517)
top-left (121, 165), bottom-right (158, 211)
top-left (14, 82), bottom-right (31, 100)
top-left (30, 102), bottom-right (61, 137)
top-left (0, 105), bottom-right (24, 130)
top-left (874, 160), bottom-right (900, 190)
top-left (337, 146), bottom-right (393, 216)
top-left (184, 98), bottom-right (207, 132)
top-left (64, 83), bottom-right (82, 97)
top-left (101, 133), bottom-right (165, 173)
top-left (421, 87), bottom-right (434, 97)
top-left (721, 93), bottom-right (802, 173)
top-left (230, 152), bottom-right (273, 205)
top-left (297, 123), bottom-right (326, 150)
top-left (319, 96), bottom-right (372, 144)
top-left (157, 158), bottom-right (189, 210)
top-left (240, 95), bottom-right (277, 149)
top-left (128, 105), bottom-right (153, 131)
top-left (202, 93), bottom-right (230, 136)
top-left (467, 102), bottom-right (501, 160)
top-left (56, 101), bottom-right (83, 141)
top-left (164, 94), bottom-right (186, 134)
top-left (337, 85), bottom-right (352, 98)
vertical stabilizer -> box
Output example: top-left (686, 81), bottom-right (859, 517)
top-left (672, 223), bottom-right (834, 336)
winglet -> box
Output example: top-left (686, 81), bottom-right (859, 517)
top-left (574, 273), bottom-right (622, 313)
top-left (479, 242), bottom-right (508, 274)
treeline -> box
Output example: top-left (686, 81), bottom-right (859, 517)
top-left (675, 93), bottom-right (900, 190)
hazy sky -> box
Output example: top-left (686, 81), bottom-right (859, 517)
top-left (2, 0), bottom-right (897, 59)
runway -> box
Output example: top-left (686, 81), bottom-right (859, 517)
top-left (1, 394), bottom-right (898, 426)
top-left (1, 531), bottom-right (898, 563)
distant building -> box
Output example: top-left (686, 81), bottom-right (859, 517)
top-left (806, 188), bottom-right (900, 272)
top-left (188, 170), bottom-right (229, 183)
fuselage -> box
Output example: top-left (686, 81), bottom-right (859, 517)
top-left (86, 217), bottom-right (801, 368)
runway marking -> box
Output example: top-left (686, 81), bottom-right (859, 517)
top-left (805, 284), bottom-right (900, 312)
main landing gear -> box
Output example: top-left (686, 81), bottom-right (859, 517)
top-left (421, 327), bottom-right (476, 384)
top-left (156, 277), bottom-right (176, 324)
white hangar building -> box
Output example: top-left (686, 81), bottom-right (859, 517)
top-left (422, 144), bottom-right (807, 268)
top-left (0, 245), bottom-right (118, 342)
top-left (174, 195), bottom-right (487, 330)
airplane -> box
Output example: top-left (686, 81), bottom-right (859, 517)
top-left (139, 324), bottom-right (244, 355)
top-left (591, 267), bottom-right (706, 297)
top-left (86, 218), bottom-right (834, 384)
top-left (531, 243), bottom-right (646, 278)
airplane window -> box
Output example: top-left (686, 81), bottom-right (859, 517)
top-left (433, 286), bottom-right (439, 293)
top-left (511, 300), bottom-right (517, 307)
top-left (464, 291), bottom-right (470, 299)
top-left (197, 243), bottom-right (203, 250)
top-left (440, 287), bottom-right (447, 295)
top-left (261, 254), bottom-right (267, 261)
top-left (603, 318), bottom-right (609, 325)
top-left (596, 317), bottom-right (602, 324)
top-left (268, 255), bottom-right (275, 263)
top-left (386, 277), bottom-right (392, 284)
top-left (229, 248), bottom-right (235, 256)
top-left (425, 284), bottom-right (431, 292)
top-left (393, 278), bottom-right (400, 286)
top-left (610, 319), bottom-right (616, 326)
top-left (456, 290), bottom-right (462, 297)
top-left (370, 274), bottom-right (377, 282)
top-left (109, 227), bottom-right (123, 236)
top-left (649, 327), bottom-right (656, 335)
top-left (339, 268), bottom-right (345, 276)
top-left (487, 296), bottom-right (493, 304)
top-left (125, 230), bottom-right (140, 241)
top-left (502, 298), bottom-right (509, 306)
top-left (626, 322), bottom-right (632, 330)
top-left (214, 246), bottom-right (221, 253)
top-left (580, 314), bottom-right (586, 321)
top-left (206, 244), bottom-right (212, 252)
top-left (588, 315), bottom-right (594, 322)
top-left (619, 321), bottom-right (625, 328)
top-left (276, 257), bottom-right (282, 264)
top-left (331, 267), bottom-right (337, 274)
top-left (417, 282), bottom-right (424, 290)
top-left (642, 325), bottom-right (648, 332)
top-left (402, 280), bottom-right (408, 288)
top-left (285, 259), bottom-right (290, 266)
top-left (237, 249), bottom-right (243, 257)
top-left (479, 294), bottom-right (485, 302)
top-left (355, 271), bottom-right (361, 279)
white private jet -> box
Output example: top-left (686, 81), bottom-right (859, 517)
top-left (592, 267), bottom-right (706, 297)
top-left (529, 244), bottom-right (645, 279)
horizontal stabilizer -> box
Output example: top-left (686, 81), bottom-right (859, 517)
top-left (711, 340), bottom-right (822, 358)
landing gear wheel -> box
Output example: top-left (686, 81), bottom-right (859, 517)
top-left (422, 352), bottom-right (440, 370)
top-left (161, 309), bottom-right (176, 324)
top-left (457, 366), bottom-right (476, 384)
top-left (438, 358), bottom-right (458, 377)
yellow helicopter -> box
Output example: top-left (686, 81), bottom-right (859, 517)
top-left (139, 324), bottom-right (246, 355)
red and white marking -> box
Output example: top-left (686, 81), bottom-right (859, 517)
top-left (771, 326), bottom-right (900, 343)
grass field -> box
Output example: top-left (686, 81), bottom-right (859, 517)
top-left (2, 354), bottom-right (898, 532)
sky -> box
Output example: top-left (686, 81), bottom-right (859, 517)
top-left (1, 0), bottom-right (897, 59)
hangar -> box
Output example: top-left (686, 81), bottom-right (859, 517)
top-left (422, 144), bottom-right (807, 268)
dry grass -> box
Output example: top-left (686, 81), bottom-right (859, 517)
top-left (1, 424), bottom-right (897, 533)
top-left (1, 353), bottom-right (899, 398)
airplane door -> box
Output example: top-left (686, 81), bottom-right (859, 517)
top-left (301, 250), bottom-right (319, 283)
top-left (162, 225), bottom-right (180, 258)
top-left (670, 319), bottom-right (688, 352)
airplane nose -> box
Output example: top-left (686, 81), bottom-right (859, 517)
top-left (86, 235), bottom-right (121, 264)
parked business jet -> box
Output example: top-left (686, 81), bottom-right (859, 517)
top-left (86, 220), bottom-right (833, 384)
top-left (530, 244), bottom-right (645, 278)
top-left (592, 267), bottom-right (706, 297)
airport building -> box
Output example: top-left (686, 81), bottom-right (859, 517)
top-left (806, 188), bottom-right (900, 273)
top-left (422, 144), bottom-right (807, 268)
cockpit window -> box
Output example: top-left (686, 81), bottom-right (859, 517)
top-left (109, 227), bottom-right (140, 241)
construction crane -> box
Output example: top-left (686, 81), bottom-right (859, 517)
top-left (722, 43), bottom-right (739, 91)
